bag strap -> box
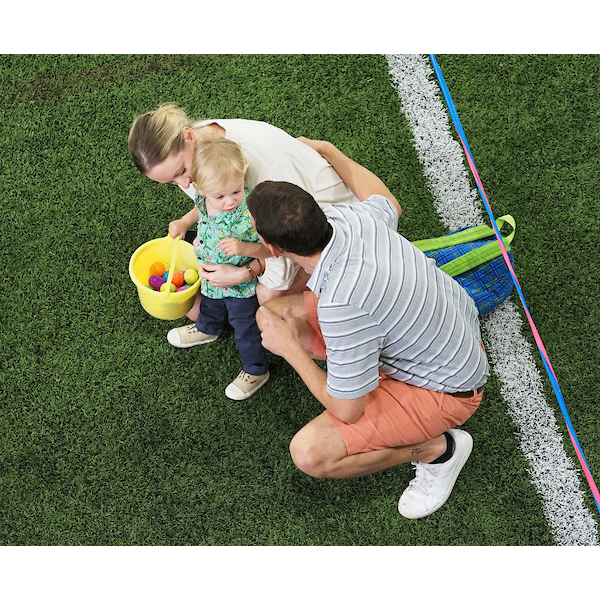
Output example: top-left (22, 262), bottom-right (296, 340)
top-left (412, 215), bottom-right (515, 277)
top-left (412, 215), bottom-right (515, 252)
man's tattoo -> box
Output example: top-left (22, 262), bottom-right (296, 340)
top-left (411, 447), bottom-right (423, 455)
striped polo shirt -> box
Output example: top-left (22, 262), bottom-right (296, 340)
top-left (307, 194), bottom-right (489, 400)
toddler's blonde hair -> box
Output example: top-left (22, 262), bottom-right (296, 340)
top-left (192, 138), bottom-right (249, 194)
top-left (128, 104), bottom-right (192, 173)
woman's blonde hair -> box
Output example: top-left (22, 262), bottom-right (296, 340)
top-left (128, 104), bottom-right (192, 173)
top-left (191, 138), bottom-right (249, 194)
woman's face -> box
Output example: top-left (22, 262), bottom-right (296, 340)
top-left (144, 132), bottom-right (196, 189)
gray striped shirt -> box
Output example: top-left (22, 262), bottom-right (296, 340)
top-left (307, 195), bottom-right (489, 400)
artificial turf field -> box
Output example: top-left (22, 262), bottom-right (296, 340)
top-left (1, 54), bottom-right (599, 548)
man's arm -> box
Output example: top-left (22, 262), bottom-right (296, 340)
top-left (258, 305), bottom-right (366, 423)
top-left (297, 138), bottom-right (402, 218)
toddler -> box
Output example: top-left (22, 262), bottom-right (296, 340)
top-left (167, 138), bottom-right (270, 400)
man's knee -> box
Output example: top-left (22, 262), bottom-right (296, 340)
top-left (256, 283), bottom-right (284, 306)
top-left (256, 298), bottom-right (284, 332)
top-left (256, 302), bottom-right (279, 333)
top-left (257, 294), bottom-right (306, 328)
top-left (255, 305), bottom-right (267, 331)
top-left (289, 430), bottom-right (331, 478)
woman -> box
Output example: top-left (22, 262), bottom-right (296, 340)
top-left (128, 104), bottom-right (358, 343)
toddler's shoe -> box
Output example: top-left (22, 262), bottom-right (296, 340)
top-left (225, 370), bottom-right (270, 400)
top-left (167, 324), bottom-right (218, 348)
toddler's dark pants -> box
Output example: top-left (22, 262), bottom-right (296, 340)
top-left (196, 294), bottom-right (268, 376)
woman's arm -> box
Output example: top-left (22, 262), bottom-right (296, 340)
top-left (297, 138), bottom-right (402, 218)
top-left (200, 258), bottom-right (263, 288)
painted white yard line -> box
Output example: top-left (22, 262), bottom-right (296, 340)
top-left (385, 53), bottom-right (599, 546)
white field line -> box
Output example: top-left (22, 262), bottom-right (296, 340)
top-left (385, 53), bottom-right (599, 546)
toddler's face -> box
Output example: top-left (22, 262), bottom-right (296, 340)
top-left (201, 176), bottom-right (245, 215)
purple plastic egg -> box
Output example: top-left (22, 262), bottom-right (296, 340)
top-left (177, 285), bottom-right (190, 292)
top-left (148, 275), bottom-right (165, 290)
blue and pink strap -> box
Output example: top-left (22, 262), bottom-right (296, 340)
top-left (429, 54), bottom-right (600, 514)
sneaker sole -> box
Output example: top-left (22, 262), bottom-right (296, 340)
top-left (166, 330), bottom-right (218, 349)
top-left (398, 429), bottom-right (473, 519)
top-left (225, 371), bottom-right (270, 401)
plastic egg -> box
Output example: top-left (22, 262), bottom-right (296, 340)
top-left (149, 261), bottom-right (165, 277)
top-left (148, 275), bottom-right (165, 291)
top-left (171, 271), bottom-right (185, 288)
top-left (184, 269), bottom-right (199, 285)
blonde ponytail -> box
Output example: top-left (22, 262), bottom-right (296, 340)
top-left (128, 104), bottom-right (192, 173)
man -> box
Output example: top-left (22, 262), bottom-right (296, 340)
top-left (248, 138), bottom-right (489, 518)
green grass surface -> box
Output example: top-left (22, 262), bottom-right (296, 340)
top-left (1, 54), bottom-right (597, 545)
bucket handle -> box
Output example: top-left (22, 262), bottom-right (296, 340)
top-left (162, 235), bottom-right (180, 298)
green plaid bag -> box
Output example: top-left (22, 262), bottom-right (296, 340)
top-left (412, 215), bottom-right (516, 315)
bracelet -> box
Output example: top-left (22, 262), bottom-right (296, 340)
top-left (256, 258), bottom-right (265, 277)
top-left (245, 259), bottom-right (265, 280)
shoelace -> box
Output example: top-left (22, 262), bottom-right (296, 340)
top-left (407, 462), bottom-right (443, 495)
top-left (238, 371), bottom-right (253, 382)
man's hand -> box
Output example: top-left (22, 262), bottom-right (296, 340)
top-left (258, 306), bottom-right (305, 360)
top-left (258, 304), bottom-right (366, 424)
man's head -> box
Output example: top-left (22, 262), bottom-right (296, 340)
top-left (247, 181), bottom-right (333, 256)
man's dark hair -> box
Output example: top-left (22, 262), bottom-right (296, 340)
top-left (247, 181), bottom-right (333, 256)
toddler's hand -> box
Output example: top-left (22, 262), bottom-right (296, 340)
top-left (218, 237), bottom-right (243, 256)
top-left (168, 219), bottom-right (188, 240)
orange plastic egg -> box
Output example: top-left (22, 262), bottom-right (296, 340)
top-left (171, 271), bottom-right (185, 288)
top-left (149, 261), bottom-right (166, 277)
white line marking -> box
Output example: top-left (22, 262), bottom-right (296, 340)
top-left (385, 53), bottom-right (599, 545)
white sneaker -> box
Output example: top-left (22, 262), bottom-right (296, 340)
top-left (398, 429), bottom-right (473, 519)
top-left (225, 370), bottom-right (270, 400)
top-left (167, 324), bottom-right (218, 348)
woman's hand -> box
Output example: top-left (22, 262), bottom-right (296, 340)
top-left (296, 137), bottom-right (331, 157)
top-left (200, 262), bottom-right (248, 288)
top-left (298, 137), bottom-right (401, 216)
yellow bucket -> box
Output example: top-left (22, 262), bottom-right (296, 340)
top-left (129, 235), bottom-right (201, 320)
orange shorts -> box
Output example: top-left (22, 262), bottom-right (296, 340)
top-left (304, 291), bottom-right (483, 455)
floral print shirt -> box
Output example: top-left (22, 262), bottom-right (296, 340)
top-left (193, 191), bottom-right (259, 299)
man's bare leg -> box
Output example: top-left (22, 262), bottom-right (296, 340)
top-left (257, 295), bottom-right (447, 477)
top-left (289, 412), bottom-right (447, 479)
